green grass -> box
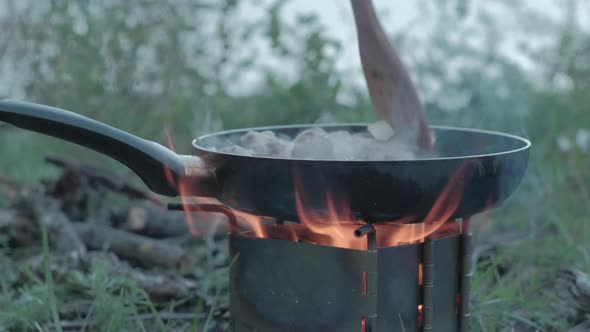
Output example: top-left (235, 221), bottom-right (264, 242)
top-left (42, 226), bottom-right (64, 332)
top-left (0, 237), bottom-right (228, 331)
top-left (464, 121), bottom-right (590, 331)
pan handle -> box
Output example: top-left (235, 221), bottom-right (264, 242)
top-left (0, 99), bottom-right (215, 197)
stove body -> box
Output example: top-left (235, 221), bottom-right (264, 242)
top-left (229, 225), bottom-right (472, 332)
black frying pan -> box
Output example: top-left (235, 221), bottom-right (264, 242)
top-left (0, 100), bottom-right (530, 222)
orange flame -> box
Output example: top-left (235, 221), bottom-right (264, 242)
top-left (165, 133), bottom-right (472, 249)
top-left (375, 161), bottom-right (472, 246)
top-left (294, 174), bottom-right (367, 249)
top-left (232, 210), bottom-right (268, 238)
top-left (164, 132), bottom-right (203, 237)
top-left (288, 162), bottom-right (471, 249)
top-left (165, 133), bottom-right (272, 238)
top-left (163, 133), bottom-right (178, 190)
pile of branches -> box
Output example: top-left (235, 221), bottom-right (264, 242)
top-left (555, 268), bottom-right (590, 332)
top-left (0, 156), bottom-right (231, 331)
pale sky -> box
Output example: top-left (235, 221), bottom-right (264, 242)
top-left (234, 0), bottom-right (577, 92)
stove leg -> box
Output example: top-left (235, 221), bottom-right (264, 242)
top-left (355, 224), bottom-right (377, 332)
top-left (422, 236), bottom-right (434, 331)
top-left (167, 203), bottom-right (240, 232)
top-left (459, 217), bottom-right (473, 331)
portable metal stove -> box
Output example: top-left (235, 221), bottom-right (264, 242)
top-left (229, 221), bottom-right (472, 332)
top-left (171, 203), bottom-right (474, 332)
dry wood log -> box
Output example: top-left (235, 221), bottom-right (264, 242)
top-left (554, 268), bottom-right (590, 330)
top-left (120, 200), bottom-right (231, 238)
top-left (44, 155), bottom-right (161, 202)
top-left (121, 201), bottom-right (190, 238)
top-left (0, 178), bottom-right (36, 246)
top-left (0, 209), bottom-right (35, 246)
top-left (82, 251), bottom-right (200, 302)
top-left (27, 251), bottom-right (205, 303)
top-left (350, 0), bottom-right (433, 150)
top-left (73, 222), bottom-right (197, 269)
top-left (32, 191), bottom-right (87, 254)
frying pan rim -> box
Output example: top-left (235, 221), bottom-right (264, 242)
top-left (191, 123), bottom-right (531, 162)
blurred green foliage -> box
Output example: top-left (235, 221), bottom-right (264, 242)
top-left (0, 0), bottom-right (590, 330)
top-left (0, 0), bottom-right (374, 180)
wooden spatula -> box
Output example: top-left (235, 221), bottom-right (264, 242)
top-left (350, 0), bottom-right (433, 150)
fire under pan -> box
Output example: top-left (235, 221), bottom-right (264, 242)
top-left (229, 221), bottom-right (473, 332)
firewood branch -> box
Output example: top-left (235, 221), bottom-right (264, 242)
top-left (44, 155), bottom-right (160, 202)
top-left (73, 222), bottom-right (197, 269)
top-left (32, 191), bottom-right (87, 254)
top-left (554, 268), bottom-right (590, 330)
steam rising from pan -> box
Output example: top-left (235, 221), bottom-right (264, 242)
top-left (214, 122), bottom-right (433, 161)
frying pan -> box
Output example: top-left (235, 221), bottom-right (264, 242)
top-left (0, 100), bottom-right (530, 222)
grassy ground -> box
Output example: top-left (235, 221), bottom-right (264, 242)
top-left (466, 103), bottom-right (590, 330)
top-left (0, 218), bottom-right (231, 331)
